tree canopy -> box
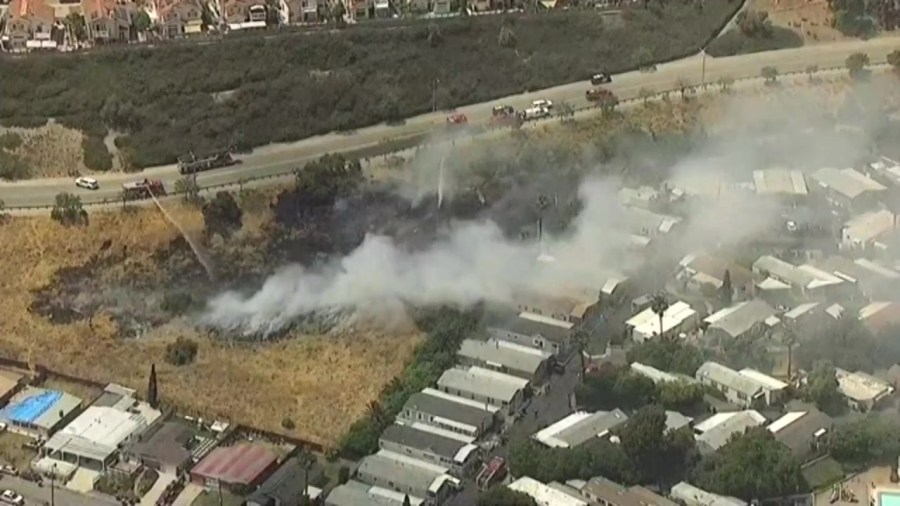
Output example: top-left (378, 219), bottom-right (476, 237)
top-left (626, 340), bottom-right (706, 376)
top-left (829, 415), bottom-right (900, 470)
top-left (693, 427), bottom-right (807, 501)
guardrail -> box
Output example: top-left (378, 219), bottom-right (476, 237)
top-left (6, 60), bottom-right (885, 212)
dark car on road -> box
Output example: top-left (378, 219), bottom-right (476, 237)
top-left (591, 72), bottom-right (612, 85)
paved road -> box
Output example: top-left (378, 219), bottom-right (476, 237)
top-left (0, 474), bottom-right (118, 506)
top-left (3, 35), bottom-right (900, 209)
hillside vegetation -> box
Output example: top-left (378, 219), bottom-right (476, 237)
top-left (0, 0), bottom-right (741, 170)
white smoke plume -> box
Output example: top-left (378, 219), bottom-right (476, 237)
top-left (202, 84), bottom-right (890, 337)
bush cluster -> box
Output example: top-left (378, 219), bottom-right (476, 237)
top-left (0, 2), bottom-right (740, 168)
top-left (706, 25), bottom-right (803, 57)
top-left (82, 134), bottom-right (113, 172)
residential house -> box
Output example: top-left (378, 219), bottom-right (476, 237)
top-left (287, 0), bottom-right (317, 22)
top-left (245, 455), bottom-right (324, 506)
top-left (782, 302), bottom-right (825, 329)
top-left (124, 419), bottom-right (213, 475)
top-left (354, 450), bottom-right (458, 506)
top-left (84, 0), bottom-right (132, 43)
top-left (814, 255), bottom-right (900, 300)
top-left (190, 443), bottom-right (279, 490)
top-left (695, 362), bottom-right (787, 408)
top-left (621, 206), bottom-right (681, 249)
top-left (222, 0), bottom-right (266, 27)
top-left (3, 0), bottom-right (56, 52)
top-left (834, 368), bottom-right (894, 412)
top-left (665, 411), bottom-right (694, 433)
top-left (753, 169), bottom-right (809, 203)
top-left (841, 209), bottom-right (896, 252)
top-left (0, 387), bottom-right (82, 439)
top-left (810, 167), bottom-right (886, 210)
top-left (39, 384), bottom-right (163, 472)
top-left (379, 423), bottom-right (479, 477)
top-left (508, 477), bottom-right (589, 506)
top-left (326, 480), bottom-right (425, 506)
top-left (532, 410), bottom-right (629, 449)
top-left (435, 366), bottom-right (529, 415)
top-left (373, 0), bottom-right (389, 17)
top-left (514, 290), bottom-right (600, 325)
top-left (399, 388), bottom-right (497, 440)
top-left (693, 410), bottom-right (766, 454)
top-left (766, 410), bottom-right (832, 462)
top-left (858, 302), bottom-right (900, 335)
top-left (487, 311), bottom-right (573, 355)
top-left (669, 482), bottom-right (747, 506)
top-left (702, 299), bottom-right (780, 342)
top-left (675, 254), bottom-right (754, 301)
top-left (578, 476), bottom-right (680, 506)
top-left (618, 185), bottom-right (662, 209)
top-left (625, 300), bottom-right (699, 343)
top-left (867, 156), bottom-right (900, 188)
top-left (156, 0), bottom-right (203, 38)
top-left (752, 255), bottom-right (846, 303)
top-left (457, 338), bottom-right (551, 384)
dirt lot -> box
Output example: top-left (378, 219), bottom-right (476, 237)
top-left (0, 196), bottom-right (420, 447)
top-left (750, 0), bottom-right (845, 43)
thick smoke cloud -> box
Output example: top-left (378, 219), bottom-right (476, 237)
top-left (202, 84), bottom-right (889, 337)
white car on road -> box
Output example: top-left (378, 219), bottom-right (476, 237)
top-left (0, 489), bottom-right (23, 505)
top-left (74, 176), bottom-right (99, 190)
top-left (532, 99), bottom-right (553, 110)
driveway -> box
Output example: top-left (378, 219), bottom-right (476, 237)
top-left (140, 473), bottom-right (176, 506)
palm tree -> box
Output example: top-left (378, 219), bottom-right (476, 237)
top-left (650, 292), bottom-right (669, 339)
top-left (783, 324), bottom-right (797, 380)
top-left (297, 450), bottom-right (315, 504)
top-left (571, 329), bottom-right (589, 379)
top-left (536, 194), bottom-right (550, 243)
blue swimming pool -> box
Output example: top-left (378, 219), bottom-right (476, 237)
top-left (879, 491), bottom-right (900, 506)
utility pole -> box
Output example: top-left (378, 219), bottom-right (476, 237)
top-left (50, 463), bottom-right (56, 506)
top-left (432, 78), bottom-right (439, 113)
top-left (700, 50), bottom-right (707, 87)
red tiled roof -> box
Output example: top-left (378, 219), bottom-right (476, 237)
top-left (9, 0), bottom-right (56, 21)
top-left (191, 443), bottom-right (278, 485)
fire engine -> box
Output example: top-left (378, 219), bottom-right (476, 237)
top-left (586, 88), bottom-right (614, 102)
top-left (177, 149), bottom-right (237, 175)
top-left (476, 456), bottom-right (507, 490)
top-left (122, 179), bottom-right (166, 200)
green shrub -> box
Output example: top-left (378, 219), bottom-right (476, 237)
top-left (0, 3), bottom-right (741, 168)
top-left (281, 417), bottom-right (295, 430)
top-left (337, 465), bottom-right (350, 485)
top-left (706, 25), bottom-right (803, 57)
top-left (82, 134), bottom-right (113, 172)
top-left (165, 337), bottom-right (198, 366)
top-left (161, 291), bottom-right (196, 315)
top-left (0, 132), bottom-right (22, 151)
top-left (0, 151), bottom-right (30, 180)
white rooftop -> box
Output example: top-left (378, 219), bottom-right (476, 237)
top-left (844, 210), bottom-right (895, 245)
top-left (811, 167), bottom-right (886, 199)
top-left (44, 404), bottom-right (161, 462)
top-left (518, 312), bottom-right (574, 329)
top-left (835, 368), bottom-right (894, 402)
top-left (419, 387), bottom-right (500, 414)
top-left (767, 412), bottom-right (807, 434)
top-left (437, 366), bottom-right (529, 404)
top-left (508, 477), bottom-right (589, 506)
top-left (753, 169), bottom-right (808, 195)
top-left (630, 362), bottom-right (683, 384)
top-left (737, 368), bottom-right (788, 391)
top-left (626, 301), bottom-right (696, 338)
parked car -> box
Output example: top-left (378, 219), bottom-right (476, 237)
top-left (75, 176), bottom-right (99, 190)
top-left (531, 99), bottom-right (553, 110)
top-left (591, 72), bottom-right (612, 85)
top-left (0, 489), bottom-right (24, 505)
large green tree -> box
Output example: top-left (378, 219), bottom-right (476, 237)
top-left (50, 192), bottom-right (88, 226)
top-left (626, 339), bottom-right (706, 376)
top-left (805, 361), bottom-right (844, 415)
top-left (693, 427), bottom-right (807, 501)
top-left (829, 416), bottom-right (900, 470)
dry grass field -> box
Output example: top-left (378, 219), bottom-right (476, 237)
top-left (0, 194), bottom-right (421, 447)
top-left (0, 123), bottom-right (88, 178)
